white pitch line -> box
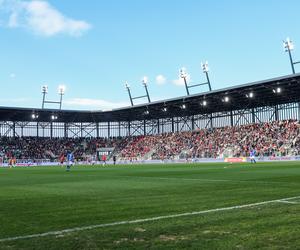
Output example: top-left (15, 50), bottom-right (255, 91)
top-left (277, 200), bottom-right (300, 204)
top-left (1, 195), bottom-right (300, 243)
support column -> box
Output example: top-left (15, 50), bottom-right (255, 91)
top-left (50, 122), bottom-right (53, 139)
top-left (64, 123), bottom-right (67, 138)
top-left (96, 122), bottom-right (99, 138)
top-left (108, 121), bottom-right (110, 139)
top-left (230, 111), bottom-right (234, 127)
top-left (80, 123), bottom-right (83, 138)
top-left (37, 122), bottom-right (39, 137)
top-left (128, 121), bottom-right (131, 137)
top-left (274, 105), bottom-right (279, 121)
top-left (191, 116), bottom-right (195, 131)
top-left (171, 117), bottom-right (174, 133)
top-left (13, 122), bottom-right (16, 138)
top-left (251, 108), bottom-right (256, 124)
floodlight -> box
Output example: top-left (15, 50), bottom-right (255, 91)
top-left (142, 76), bottom-right (148, 86)
top-left (180, 67), bottom-right (187, 78)
top-left (224, 96), bottom-right (230, 102)
top-left (163, 107), bottom-right (167, 112)
top-left (273, 87), bottom-right (281, 93)
top-left (181, 104), bottom-right (186, 109)
top-left (144, 110), bottom-right (149, 115)
top-left (201, 61), bottom-right (209, 73)
top-left (41, 85), bottom-right (48, 94)
top-left (283, 37), bottom-right (294, 51)
top-left (246, 92), bottom-right (254, 98)
top-left (51, 115), bottom-right (58, 120)
top-left (31, 113), bottom-right (38, 119)
top-left (202, 100), bottom-right (207, 106)
top-left (58, 85), bottom-right (66, 95)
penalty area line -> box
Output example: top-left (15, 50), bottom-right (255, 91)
top-left (1, 195), bottom-right (300, 243)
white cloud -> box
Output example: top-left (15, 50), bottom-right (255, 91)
top-left (1, 0), bottom-right (91, 37)
top-left (0, 97), bottom-right (30, 104)
top-left (156, 74), bottom-right (166, 85)
top-left (64, 98), bottom-right (129, 110)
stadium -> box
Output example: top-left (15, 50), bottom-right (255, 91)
top-left (1, 1), bottom-right (300, 250)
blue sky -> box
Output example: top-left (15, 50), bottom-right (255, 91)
top-left (0, 0), bottom-right (300, 110)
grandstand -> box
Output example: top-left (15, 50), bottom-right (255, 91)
top-left (0, 73), bottom-right (300, 164)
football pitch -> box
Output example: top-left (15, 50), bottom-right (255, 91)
top-left (0, 162), bottom-right (300, 249)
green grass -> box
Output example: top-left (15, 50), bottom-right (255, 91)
top-left (0, 162), bottom-right (300, 249)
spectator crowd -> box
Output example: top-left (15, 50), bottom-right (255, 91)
top-left (1, 120), bottom-right (300, 162)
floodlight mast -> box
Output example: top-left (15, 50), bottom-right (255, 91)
top-left (58, 85), bottom-right (65, 109)
top-left (180, 68), bottom-right (190, 95)
top-left (41, 85), bottom-right (48, 109)
top-left (124, 77), bottom-right (152, 106)
top-left (142, 77), bottom-right (151, 103)
top-left (125, 82), bottom-right (134, 106)
top-left (283, 38), bottom-right (300, 74)
top-left (202, 62), bottom-right (212, 91)
top-left (180, 62), bottom-right (213, 96)
top-left (41, 85), bottom-right (66, 110)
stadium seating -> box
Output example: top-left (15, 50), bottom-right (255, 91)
top-left (0, 120), bottom-right (299, 161)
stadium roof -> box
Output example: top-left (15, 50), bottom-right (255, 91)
top-left (1, 73), bottom-right (300, 123)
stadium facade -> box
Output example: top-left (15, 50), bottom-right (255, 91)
top-left (0, 73), bottom-right (300, 138)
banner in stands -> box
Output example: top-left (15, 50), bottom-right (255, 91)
top-left (224, 157), bottom-right (247, 163)
top-left (1, 156), bottom-right (300, 167)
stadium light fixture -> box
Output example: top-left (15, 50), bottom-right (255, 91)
top-left (201, 61), bottom-right (209, 73)
top-left (144, 110), bottom-right (150, 115)
top-left (124, 78), bottom-right (151, 106)
top-left (58, 85), bottom-right (66, 95)
top-left (125, 82), bottom-right (134, 106)
top-left (41, 84), bottom-right (65, 110)
top-left (180, 67), bottom-right (190, 95)
top-left (142, 76), bottom-right (151, 103)
top-left (31, 113), bottom-right (39, 119)
top-left (283, 37), bottom-right (300, 74)
top-left (273, 87), bottom-right (281, 94)
top-left (223, 96), bottom-right (230, 103)
top-left (41, 85), bottom-right (48, 94)
top-left (58, 85), bottom-right (66, 109)
top-left (179, 63), bottom-right (212, 96)
top-left (283, 37), bottom-right (294, 51)
top-left (202, 100), bottom-right (207, 106)
top-left (41, 85), bottom-right (48, 109)
top-left (51, 115), bottom-right (58, 120)
top-left (162, 107), bottom-right (167, 112)
top-left (142, 76), bottom-right (148, 86)
top-left (181, 104), bottom-right (186, 109)
top-left (246, 92), bottom-right (254, 98)
top-left (201, 61), bottom-right (212, 91)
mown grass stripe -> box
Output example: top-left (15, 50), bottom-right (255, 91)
top-left (1, 195), bottom-right (299, 243)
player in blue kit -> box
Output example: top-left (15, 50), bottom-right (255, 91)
top-left (66, 151), bottom-right (74, 171)
top-left (250, 148), bottom-right (256, 164)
